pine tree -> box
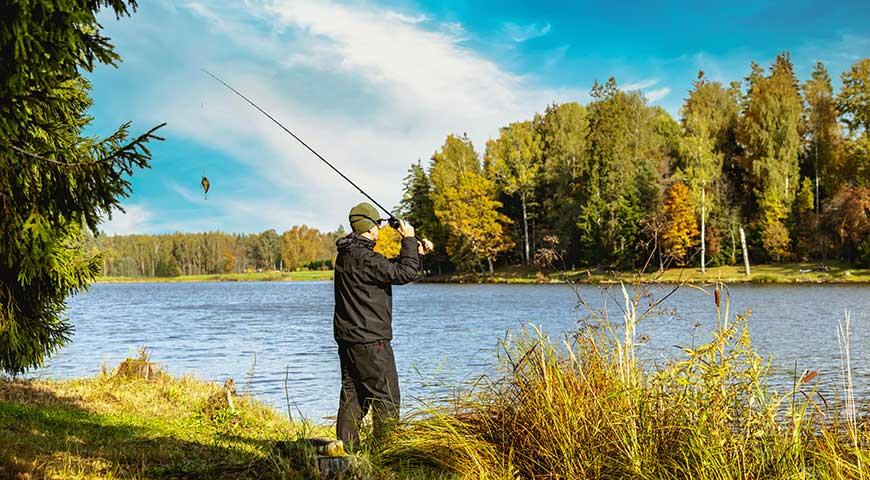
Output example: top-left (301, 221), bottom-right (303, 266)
top-left (0, 0), bottom-right (164, 374)
top-left (577, 78), bottom-right (673, 267)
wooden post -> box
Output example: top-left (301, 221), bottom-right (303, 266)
top-left (740, 227), bottom-right (750, 277)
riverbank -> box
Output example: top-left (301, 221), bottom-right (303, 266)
top-left (96, 270), bottom-right (333, 283)
top-left (3, 308), bottom-right (868, 479)
top-left (428, 262), bottom-right (870, 284)
top-left (0, 357), bottom-right (439, 479)
top-left (95, 263), bottom-right (870, 285)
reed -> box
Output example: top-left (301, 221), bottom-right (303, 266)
top-left (375, 284), bottom-right (869, 479)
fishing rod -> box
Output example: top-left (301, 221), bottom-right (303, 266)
top-left (202, 69), bottom-right (403, 229)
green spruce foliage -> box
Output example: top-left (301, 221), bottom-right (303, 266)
top-left (0, 0), bottom-right (163, 373)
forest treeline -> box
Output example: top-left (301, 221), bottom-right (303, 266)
top-left (398, 54), bottom-right (870, 274)
top-left (88, 226), bottom-right (344, 277)
top-left (96, 54), bottom-right (870, 278)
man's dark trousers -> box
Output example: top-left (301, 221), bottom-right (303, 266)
top-left (337, 340), bottom-right (400, 444)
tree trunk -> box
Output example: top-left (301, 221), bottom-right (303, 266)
top-left (740, 227), bottom-right (751, 277)
top-left (700, 183), bottom-right (706, 274)
top-left (487, 257), bottom-right (494, 276)
top-left (521, 194), bottom-right (530, 265)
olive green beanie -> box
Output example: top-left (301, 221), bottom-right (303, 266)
top-left (348, 202), bottom-right (380, 234)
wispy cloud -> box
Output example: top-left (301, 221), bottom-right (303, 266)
top-left (99, 204), bottom-right (154, 235)
top-left (385, 10), bottom-right (427, 24)
top-left (645, 87), bottom-right (671, 102)
top-left (621, 78), bottom-right (659, 91)
top-left (503, 21), bottom-right (551, 42)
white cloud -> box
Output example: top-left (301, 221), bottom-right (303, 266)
top-left (385, 11), bottom-right (427, 24)
top-left (503, 22), bottom-right (551, 42)
top-left (645, 87), bottom-right (671, 102)
top-left (122, 0), bottom-right (584, 232)
top-left (99, 204), bottom-right (154, 235)
top-left (621, 78), bottom-right (659, 91)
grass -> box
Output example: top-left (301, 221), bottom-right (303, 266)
top-left (373, 284), bottom-right (870, 479)
top-left (431, 262), bottom-right (870, 284)
top-left (0, 354), bottom-right (448, 479)
top-left (96, 270), bottom-right (333, 284)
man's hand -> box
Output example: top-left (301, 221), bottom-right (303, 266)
top-left (417, 238), bottom-right (434, 255)
top-left (397, 220), bottom-right (415, 238)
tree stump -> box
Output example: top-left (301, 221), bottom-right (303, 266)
top-left (317, 455), bottom-right (357, 479)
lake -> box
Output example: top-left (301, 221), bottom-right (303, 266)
top-left (34, 281), bottom-right (870, 421)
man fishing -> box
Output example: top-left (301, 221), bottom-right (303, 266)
top-left (202, 71), bottom-right (434, 444)
top-left (333, 202), bottom-right (433, 446)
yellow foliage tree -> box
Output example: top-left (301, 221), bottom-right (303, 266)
top-left (661, 181), bottom-right (699, 264)
top-left (373, 224), bottom-right (402, 258)
top-left (435, 171), bottom-right (513, 275)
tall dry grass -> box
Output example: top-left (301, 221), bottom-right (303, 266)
top-left (375, 284), bottom-right (869, 479)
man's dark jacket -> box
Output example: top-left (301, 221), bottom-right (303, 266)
top-left (333, 233), bottom-right (420, 344)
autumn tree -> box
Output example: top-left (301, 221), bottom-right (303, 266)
top-left (0, 1), bottom-right (163, 373)
top-left (373, 225), bottom-right (402, 258)
top-left (485, 121), bottom-right (543, 264)
top-left (822, 186), bottom-right (870, 265)
top-left (280, 226), bottom-right (335, 270)
top-left (435, 172), bottom-right (513, 275)
top-left (661, 181), bottom-right (699, 264)
top-left (429, 134), bottom-right (486, 268)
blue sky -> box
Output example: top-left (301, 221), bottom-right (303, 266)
top-left (90, 0), bottom-right (870, 235)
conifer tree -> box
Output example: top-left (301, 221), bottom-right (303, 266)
top-left (533, 102), bottom-right (588, 259)
top-left (0, 0), bottom-right (163, 373)
top-left (737, 54), bottom-right (802, 262)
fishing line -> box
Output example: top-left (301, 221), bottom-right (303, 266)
top-left (202, 69), bottom-right (399, 226)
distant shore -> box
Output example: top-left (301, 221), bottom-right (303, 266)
top-left (96, 270), bottom-right (333, 283)
top-left (95, 263), bottom-right (870, 285)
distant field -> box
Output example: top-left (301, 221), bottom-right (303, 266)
top-left (96, 270), bottom-right (333, 283)
top-left (432, 262), bottom-right (870, 284)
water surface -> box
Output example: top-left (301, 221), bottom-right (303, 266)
top-left (34, 282), bottom-right (870, 421)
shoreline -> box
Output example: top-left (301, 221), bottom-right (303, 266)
top-left (95, 262), bottom-right (870, 285)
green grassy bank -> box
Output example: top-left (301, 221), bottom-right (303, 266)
top-left (96, 270), bottom-right (333, 284)
top-left (95, 263), bottom-right (870, 285)
top-left (430, 262), bottom-right (870, 284)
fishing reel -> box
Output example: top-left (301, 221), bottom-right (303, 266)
top-left (387, 217), bottom-right (402, 229)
